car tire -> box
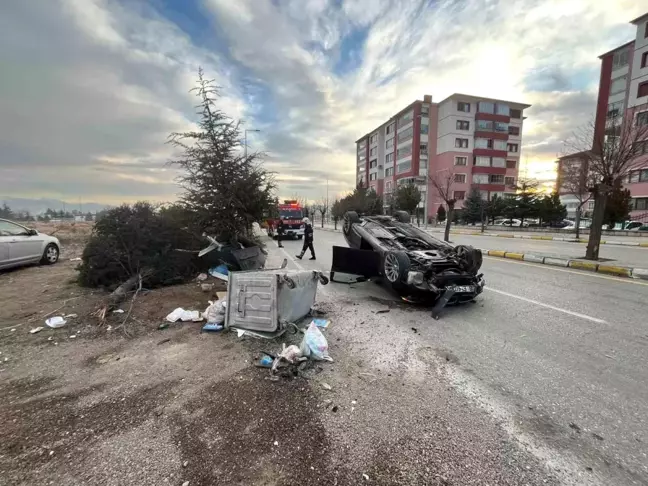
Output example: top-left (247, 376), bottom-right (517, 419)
top-left (298, 235), bottom-right (303, 239)
top-left (41, 243), bottom-right (59, 265)
top-left (393, 211), bottom-right (411, 224)
top-left (383, 251), bottom-right (410, 284)
top-left (343, 211), bottom-right (360, 236)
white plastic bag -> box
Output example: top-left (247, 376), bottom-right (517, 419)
top-left (203, 300), bottom-right (226, 325)
top-left (299, 322), bottom-right (333, 361)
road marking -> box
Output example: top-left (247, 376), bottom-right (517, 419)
top-left (483, 256), bottom-right (648, 287)
top-left (484, 287), bottom-right (607, 324)
top-left (274, 241), bottom-right (305, 272)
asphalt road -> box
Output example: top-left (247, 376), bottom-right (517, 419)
top-left (279, 229), bottom-right (648, 485)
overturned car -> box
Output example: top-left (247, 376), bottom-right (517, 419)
top-left (331, 211), bottom-right (485, 318)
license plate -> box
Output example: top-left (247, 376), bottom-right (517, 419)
top-left (449, 285), bottom-right (475, 293)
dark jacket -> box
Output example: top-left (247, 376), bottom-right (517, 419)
top-left (304, 223), bottom-right (314, 242)
top-left (277, 220), bottom-right (285, 234)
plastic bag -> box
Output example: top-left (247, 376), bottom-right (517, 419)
top-left (203, 300), bottom-right (226, 325)
top-left (299, 322), bottom-right (333, 361)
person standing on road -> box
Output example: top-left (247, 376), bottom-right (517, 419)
top-left (276, 219), bottom-right (285, 248)
top-left (296, 217), bottom-right (315, 260)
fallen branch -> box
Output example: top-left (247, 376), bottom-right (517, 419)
top-left (120, 274), bottom-right (143, 337)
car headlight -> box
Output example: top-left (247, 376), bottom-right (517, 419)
top-left (407, 271), bottom-right (426, 287)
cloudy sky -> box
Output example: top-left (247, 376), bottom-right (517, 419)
top-left (0, 0), bottom-right (644, 204)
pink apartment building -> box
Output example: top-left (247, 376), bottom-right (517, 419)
top-left (559, 12), bottom-right (648, 219)
top-left (356, 94), bottom-right (530, 220)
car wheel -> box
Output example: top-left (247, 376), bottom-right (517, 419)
top-left (383, 251), bottom-right (410, 284)
top-left (393, 211), bottom-right (411, 224)
top-left (41, 244), bottom-right (59, 265)
top-left (343, 211), bottom-right (360, 235)
top-left (298, 235), bottom-right (303, 239)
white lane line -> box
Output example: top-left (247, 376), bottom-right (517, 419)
top-left (274, 241), bottom-right (305, 271)
top-left (485, 287), bottom-right (607, 324)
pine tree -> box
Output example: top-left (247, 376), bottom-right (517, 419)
top-left (463, 188), bottom-right (484, 225)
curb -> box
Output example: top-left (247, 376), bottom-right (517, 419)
top-left (484, 249), bottom-right (648, 280)
top-left (424, 229), bottom-right (648, 248)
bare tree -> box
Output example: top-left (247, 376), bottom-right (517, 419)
top-left (558, 153), bottom-right (595, 239)
top-left (317, 197), bottom-right (329, 228)
top-left (565, 105), bottom-right (648, 259)
top-left (429, 170), bottom-right (456, 242)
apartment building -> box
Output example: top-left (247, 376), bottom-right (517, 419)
top-left (356, 94), bottom-right (530, 220)
top-left (559, 12), bottom-right (648, 219)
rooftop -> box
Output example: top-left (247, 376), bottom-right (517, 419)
top-left (630, 12), bottom-right (648, 25)
top-left (598, 40), bottom-right (635, 59)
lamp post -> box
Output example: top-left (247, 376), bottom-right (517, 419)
top-left (244, 129), bottom-right (260, 160)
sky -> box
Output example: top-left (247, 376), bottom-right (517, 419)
top-left (0, 0), bottom-right (645, 205)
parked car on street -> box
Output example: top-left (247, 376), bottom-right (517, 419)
top-left (498, 219), bottom-right (529, 228)
top-left (0, 219), bottom-right (61, 270)
top-left (332, 211), bottom-right (485, 318)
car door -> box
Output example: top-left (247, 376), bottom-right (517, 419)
top-left (0, 232), bottom-right (10, 268)
top-left (0, 221), bottom-right (43, 264)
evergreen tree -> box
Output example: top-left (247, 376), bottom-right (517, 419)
top-left (436, 205), bottom-right (446, 223)
top-left (603, 183), bottom-right (632, 228)
top-left (463, 188), bottom-right (484, 225)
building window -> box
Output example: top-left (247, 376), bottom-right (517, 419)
top-left (385, 167), bottom-right (394, 176)
top-left (420, 143), bottom-right (428, 154)
top-left (397, 126), bottom-right (413, 143)
top-left (421, 104), bottom-right (430, 116)
top-left (357, 144), bottom-right (365, 152)
top-left (386, 152), bottom-right (394, 163)
top-left (386, 138), bottom-right (394, 149)
top-left (634, 141), bottom-right (648, 155)
top-left (370, 160), bottom-right (377, 168)
top-left (456, 120), bottom-right (470, 130)
top-left (496, 104), bottom-right (509, 116)
top-left (510, 109), bottom-right (521, 119)
top-left (473, 174), bottom-right (489, 184)
top-left (642, 52), bottom-right (648, 68)
top-left (420, 159), bottom-right (428, 169)
top-left (507, 143), bottom-right (519, 153)
top-left (386, 123), bottom-right (394, 135)
top-left (629, 171), bottom-right (640, 183)
top-left (612, 49), bottom-right (629, 69)
top-left (634, 197), bottom-right (648, 211)
top-left (370, 133), bottom-right (378, 144)
top-left (455, 156), bottom-right (467, 166)
top-left (477, 120), bottom-right (493, 131)
top-left (491, 157), bottom-right (506, 168)
top-left (475, 156), bottom-right (490, 167)
top-left (454, 174), bottom-right (466, 183)
top-left (495, 122), bottom-right (509, 133)
top-left (645, 22), bottom-right (648, 38)
top-left (610, 76), bottom-right (627, 95)
top-left (475, 138), bottom-right (489, 149)
top-left (478, 101), bottom-right (495, 114)
top-left (455, 138), bottom-right (469, 148)
top-left (638, 81), bottom-right (648, 99)
top-left (494, 139), bottom-right (507, 151)
top-left (398, 110), bottom-right (413, 128)
top-left (505, 176), bottom-right (515, 186)
top-left (641, 169), bottom-right (648, 182)
top-left (489, 174), bottom-right (505, 184)
top-left (385, 181), bottom-right (392, 192)
top-left (508, 126), bottom-right (520, 136)
top-left (458, 102), bottom-right (470, 112)
top-left (420, 124), bottom-right (429, 135)
top-left (637, 112), bottom-right (648, 126)
top-left (369, 173), bottom-right (377, 181)
top-left (506, 159), bottom-right (517, 169)
top-left (397, 160), bottom-right (412, 173)
top-left (607, 100), bottom-right (624, 119)
top-left (454, 191), bottom-right (466, 200)
top-left (397, 145), bottom-right (412, 159)
top-left (370, 147), bottom-right (377, 156)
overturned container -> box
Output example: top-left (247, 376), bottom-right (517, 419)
top-left (224, 269), bottom-right (329, 337)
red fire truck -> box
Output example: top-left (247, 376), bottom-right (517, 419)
top-left (266, 200), bottom-right (305, 240)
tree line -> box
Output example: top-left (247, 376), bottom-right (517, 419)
top-left (0, 203), bottom-right (95, 222)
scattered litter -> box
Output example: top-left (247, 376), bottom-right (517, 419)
top-left (196, 273), bottom-right (208, 281)
top-left (376, 308), bottom-right (390, 314)
top-left (158, 323), bottom-right (169, 330)
top-left (209, 264), bottom-right (229, 281)
top-left (4, 357), bottom-right (9, 362)
top-left (29, 327), bottom-right (44, 334)
top-left (201, 283), bottom-right (214, 292)
top-left (321, 382), bottom-right (332, 391)
top-left (10, 328), bottom-right (15, 332)
top-left (45, 316), bottom-right (67, 328)
top-left (279, 344), bottom-right (302, 363)
top-left (216, 291), bottom-right (227, 300)
top-left (166, 308), bottom-right (203, 322)
top-left (257, 355), bottom-right (274, 368)
top-left (69, 257), bottom-right (82, 261)
top-left (411, 327), bottom-right (418, 334)
top-left (312, 318), bottom-right (330, 329)
top-left (183, 461), bottom-right (189, 468)
top-left (49, 450), bottom-right (55, 456)
top-left (69, 335), bottom-right (77, 339)
top-left (106, 325), bottom-right (113, 331)
top-left (351, 400), bottom-right (357, 405)
top-left (273, 441), bottom-right (279, 446)
top-left (157, 338), bottom-right (171, 345)
top-left (299, 322), bottom-right (333, 361)
top-left (64, 313), bottom-right (78, 319)
top-left (332, 405), bottom-right (338, 413)
top-left (182, 482), bottom-right (189, 486)
top-left (569, 422), bottom-right (581, 433)
top-left (362, 473), bottom-right (369, 481)
top-left (202, 323), bottom-right (224, 332)
top-left (592, 433), bottom-right (604, 441)
top-left (112, 309), bottom-right (125, 314)
top-left (604, 354), bottom-right (616, 360)
top-left (236, 329), bottom-right (246, 338)
top-left (47, 336), bottom-right (53, 341)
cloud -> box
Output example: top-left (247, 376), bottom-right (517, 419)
top-left (0, 0), bottom-right (645, 204)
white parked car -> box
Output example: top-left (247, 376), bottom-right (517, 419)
top-left (499, 218), bottom-right (529, 228)
top-left (0, 219), bottom-right (61, 270)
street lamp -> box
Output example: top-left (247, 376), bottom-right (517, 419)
top-left (244, 129), bottom-right (260, 160)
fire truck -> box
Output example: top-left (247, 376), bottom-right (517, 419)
top-left (266, 200), bottom-right (305, 239)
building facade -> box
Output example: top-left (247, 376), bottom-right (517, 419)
top-left (559, 12), bottom-right (648, 219)
top-left (356, 94), bottom-right (530, 221)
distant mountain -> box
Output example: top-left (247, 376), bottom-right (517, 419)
top-left (0, 197), bottom-right (110, 215)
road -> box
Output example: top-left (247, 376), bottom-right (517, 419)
top-left (278, 229), bottom-right (648, 485)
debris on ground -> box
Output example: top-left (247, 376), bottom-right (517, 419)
top-left (45, 316), bottom-right (67, 328)
top-left (202, 323), bottom-right (224, 332)
top-left (196, 273), bottom-right (208, 281)
top-left (64, 313), bottom-right (78, 319)
top-left (321, 382), bottom-right (332, 391)
top-left (203, 300), bottom-right (226, 325)
top-left (201, 283), bottom-right (214, 292)
top-left (112, 309), bottom-right (125, 314)
top-left (313, 318), bottom-right (330, 329)
top-left (158, 323), bottom-right (170, 330)
top-left (376, 308), bottom-right (390, 314)
top-left (209, 265), bottom-right (229, 281)
top-left (29, 327), bottom-right (44, 334)
top-left (165, 308), bottom-right (202, 322)
top-left (300, 322), bottom-right (332, 362)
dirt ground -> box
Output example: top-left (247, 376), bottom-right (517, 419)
top-left (0, 228), bottom-right (559, 486)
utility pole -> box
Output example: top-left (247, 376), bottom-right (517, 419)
top-left (326, 177), bottom-right (329, 225)
top-left (244, 129), bottom-right (260, 160)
